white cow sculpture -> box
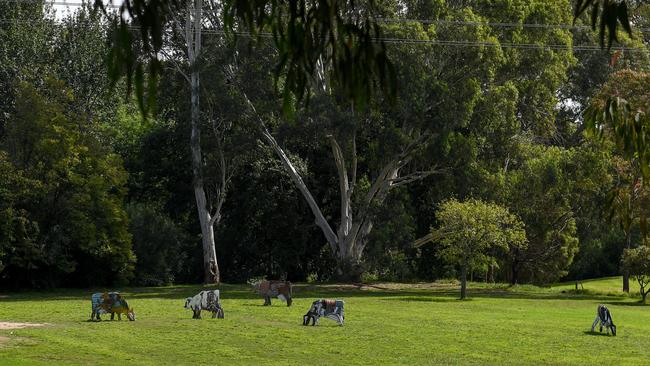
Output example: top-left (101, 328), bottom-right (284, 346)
top-left (184, 290), bottom-right (224, 319)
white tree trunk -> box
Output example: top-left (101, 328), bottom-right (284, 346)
top-left (237, 84), bottom-right (438, 280)
top-left (240, 90), bottom-right (339, 252)
top-left (187, 0), bottom-right (219, 284)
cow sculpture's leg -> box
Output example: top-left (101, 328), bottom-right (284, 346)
top-left (118, 313), bottom-right (122, 321)
top-left (110, 313), bottom-right (115, 321)
top-left (591, 316), bottom-right (599, 332)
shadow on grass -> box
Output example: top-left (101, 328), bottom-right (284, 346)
top-left (608, 300), bottom-right (650, 307)
top-left (380, 296), bottom-right (458, 303)
top-left (583, 330), bottom-right (613, 337)
top-left (0, 283), bottom-right (638, 305)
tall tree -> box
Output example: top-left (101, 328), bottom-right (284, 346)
top-left (166, 0), bottom-right (223, 284)
top-left (586, 70), bottom-right (650, 291)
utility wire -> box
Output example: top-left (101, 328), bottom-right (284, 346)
top-left (1, 18), bottom-right (646, 53)
top-left (0, 13), bottom-right (648, 53)
top-left (1, 0), bottom-right (120, 7)
top-left (376, 17), bottom-right (650, 34)
top-left (5, 0), bottom-right (650, 33)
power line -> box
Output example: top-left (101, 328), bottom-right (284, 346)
top-left (376, 17), bottom-right (650, 33)
top-left (5, 0), bottom-right (650, 33)
top-left (1, 0), bottom-right (121, 7)
top-left (0, 17), bottom-right (647, 53)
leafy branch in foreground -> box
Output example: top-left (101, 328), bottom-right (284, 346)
top-left (96, 0), bottom-right (395, 116)
top-left (573, 0), bottom-right (638, 48)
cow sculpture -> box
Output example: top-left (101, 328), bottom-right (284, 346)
top-left (90, 292), bottom-right (135, 321)
top-left (253, 280), bottom-right (293, 307)
top-left (184, 290), bottom-right (224, 319)
top-left (303, 299), bottom-right (344, 326)
top-left (592, 304), bottom-right (616, 336)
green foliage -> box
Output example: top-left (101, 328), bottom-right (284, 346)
top-left (435, 199), bottom-right (527, 270)
top-left (585, 70), bottom-right (650, 178)
top-left (3, 1), bottom-right (650, 288)
top-left (99, 0), bottom-right (395, 115)
top-left (574, 0), bottom-right (634, 48)
top-left (0, 79), bottom-right (134, 288)
top-left (621, 245), bottom-right (650, 302)
top-left (504, 144), bottom-right (583, 284)
top-left (434, 198), bottom-right (526, 297)
top-left (127, 203), bottom-right (191, 286)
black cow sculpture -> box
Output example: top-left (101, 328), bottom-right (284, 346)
top-left (303, 299), bottom-right (344, 326)
top-left (591, 304), bottom-right (616, 336)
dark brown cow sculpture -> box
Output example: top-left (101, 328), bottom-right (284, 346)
top-left (253, 280), bottom-right (293, 306)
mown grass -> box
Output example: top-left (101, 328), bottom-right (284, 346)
top-left (1, 278), bottom-right (649, 365)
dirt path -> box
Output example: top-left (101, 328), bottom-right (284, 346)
top-left (0, 322), bottom-right (48, 330)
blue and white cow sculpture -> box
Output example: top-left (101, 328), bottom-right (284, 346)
top-left (303, 299), bottom-right (344, 326)
top-left (184, 290), bottom-right (224, 319)
top-left (90, 292), bottom-right (135, 321)
top-left (591, 304), bottom-right (616, 336)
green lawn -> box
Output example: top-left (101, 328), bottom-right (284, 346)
top-left (1, 278), bottom-right (649, 365)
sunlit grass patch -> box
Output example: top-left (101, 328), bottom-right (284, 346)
top-left (1, 279), bottom-right (649, 365)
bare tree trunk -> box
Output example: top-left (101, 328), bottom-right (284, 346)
top-left (460, 264), bottom-right (468, 300)
top-left (623, 232), bottom-right (631, 293)
top-left (187, 0), bottom-right (219, 284)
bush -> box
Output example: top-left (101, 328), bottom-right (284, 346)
top-left (127, 203), bottom-right (190, 286)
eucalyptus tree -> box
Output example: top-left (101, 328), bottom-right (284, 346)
top-left (226, 1), bottom-right (573, 280)
top-left (586, 70), bottom-right (650, 291)
top-left (158, 0), bottom-right (243, 284)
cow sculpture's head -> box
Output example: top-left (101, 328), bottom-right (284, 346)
top-left (127, 308), bottom-right (136, 321)
top-left (184, 297), bottom-right (192, 309)
top-left (302, 300), bottom-right (322, 326)
top-left (610, 323), bottom-right (617, 336)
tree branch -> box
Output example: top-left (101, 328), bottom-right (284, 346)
top-left (234, 82), bottom-right (339, 252)
top-left (160, 48), bottom-right (190, 83)
top-left (390, 167), bottom-right (443, 187)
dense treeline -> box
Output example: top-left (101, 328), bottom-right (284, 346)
top-left (1, 0), bottom-right (650, 288)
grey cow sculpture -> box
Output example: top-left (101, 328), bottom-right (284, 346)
top-left (591, 304), bottom-right (616, 336)
top-left (303, 299), bottom-right (345, 326)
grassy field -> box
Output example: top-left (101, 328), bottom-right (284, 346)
top-left (1, 278), bottom-right (649, 365)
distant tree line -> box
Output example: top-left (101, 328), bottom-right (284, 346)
top-left (2, 0), bottom-right (650, 288)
